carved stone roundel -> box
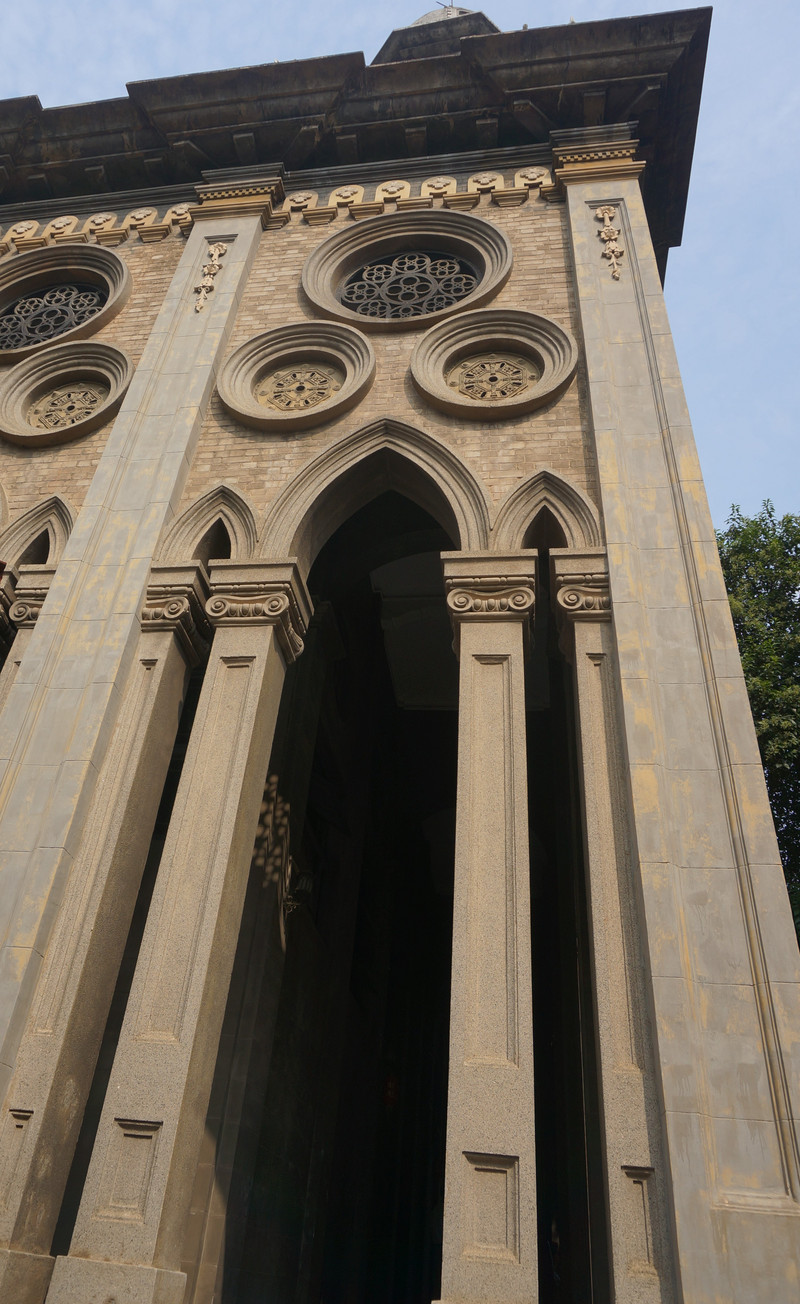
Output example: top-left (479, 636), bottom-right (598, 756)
top-left (217, 322), bottom-right (374, 433)
top-left (28, 381), bottom-right (110, 430)
top-left (256, 363), bottom-right (344, 412)
top-left (0, 339), bottom-right (133, 448)
top-left (449, 353), bottom-right (540, 402)
top-left (410, 309), bottom-right (579, 419)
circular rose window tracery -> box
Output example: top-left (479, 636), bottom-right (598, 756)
top-left (340, 251), bottom-right (478, 320)
top-left (0, 283), bottom-right (108, 352)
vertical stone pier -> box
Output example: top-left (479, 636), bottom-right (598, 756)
top-left (46, 561), bottom-right (310, 1304)
top-left (437, 552), bottom-right (537, 1304)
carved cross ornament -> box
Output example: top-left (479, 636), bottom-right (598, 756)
top-left (193, 241), bottom-right (228, 312)
top-left (595, 205), bottom-right (625, 280)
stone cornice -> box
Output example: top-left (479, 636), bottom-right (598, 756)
top-left (205, 561), bottom-right (311, 664)
top-left (141, 564), bottom-right (212, 666)
top-left (0, 9), bottom-right (710, 261)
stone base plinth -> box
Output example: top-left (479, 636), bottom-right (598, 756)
top-left (0, 1248), bottom-right (54, 1304)
top-left (46, 1255), bottom-right (185, 1304)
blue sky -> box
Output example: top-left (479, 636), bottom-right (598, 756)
top-left (3, 0), bottom-right (797, 526)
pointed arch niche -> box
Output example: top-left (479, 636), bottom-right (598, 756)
top-left (491, 469), bottom-right (602, 552)
top-left (0, 495), bottom-right (74, 570)
top-left (157, 484), bottom-right (258, 566)
top-left (259, 419), bottom-right (491, 576)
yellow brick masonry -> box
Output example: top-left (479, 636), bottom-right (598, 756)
top-left (182, 190), bottom-right (598, 526)
top-left (0, 185), bottom-right (597, 544)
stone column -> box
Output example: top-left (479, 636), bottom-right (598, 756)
top-left (555, 125), bottom-right (800, 1299)
top-left (0, 187), bottom-right (277, 1106)
top-left (0, 566), bottom-right (209, 1304)
top-left (552, 550), bottom-right (674, 1302)
top-left (46, 561), bottom-right (310, 1304)
top-left (437, 552), bottom-right (537, 1304)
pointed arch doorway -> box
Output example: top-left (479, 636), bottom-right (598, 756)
top-left (199, 483), bottom-right (461, 1304)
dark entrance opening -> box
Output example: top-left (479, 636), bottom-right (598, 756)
top-left (527, 545), bottom-right (611, 1304)
top-left (234, 491), bottom-right (458, 1304)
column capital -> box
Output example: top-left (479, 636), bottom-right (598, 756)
top-left (0, 571), bottom-right (17, 654)
top-left (551, 549), bottom-right (611, 624)
top-left (205, 560), bottom-right (312, 664)
top-left (142, 564), bottom-right (212, 666)
top-left (442, 552), bottom-right (536, 652)
top-left (7, 564), bottom-right (57, 628)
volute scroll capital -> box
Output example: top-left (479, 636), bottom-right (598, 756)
top-left (551, 550), bottom-right (611, 626)
top-left (142, 564), bottom-right (213, 666)
top-left (442, 552), bottom-right (537, 655)
top-left (205, 560), bottom-right (312, 664)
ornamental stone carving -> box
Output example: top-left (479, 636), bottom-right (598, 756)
top-left (217, 322), bottom-right (374, 432)
top-left (205, 577), bottom-right (308, 662)
top-left (595, 205), bottom-right (625, 280)
top-left (551, 552), bottom-right (611, 625)
top-left (193, 241), bottom-right (227, 312)
top-left (141, 566), bottom-right (212, 666)
top-left (0, 341), bottom-right (133, 448)
top-left (7, 566), bottom-right (58, 628)
top-left (449, 352), bottom-right (538, 403)
top-left (410, 308), bottom-right (578, 418)
top-left (443, 554), bottom-right (537, 653)
top-left (28, 382), bottom-right (109, 431)
top-left (301, 209), bottom-right (512, 333)
top-left (0, 246), bottom-right (131, 362)
top-left (255, 363), bottom-right (343, 413)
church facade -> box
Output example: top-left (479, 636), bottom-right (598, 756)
top-left (0, 7), bottom-right (797, 1302)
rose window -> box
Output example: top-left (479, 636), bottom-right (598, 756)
top-left (448, 353), bottom-right (541, 402)
top-left (28, 381), bottom-right (110, 431)
top-left (340, 252), bottom-right (478, 320)
top-left (0, 284), bottom-right (108, 351)
top-left (255, 363), bottom-right (344, 412)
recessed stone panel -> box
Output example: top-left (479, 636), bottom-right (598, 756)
top-left (0, 340), bottom-right (133, 447)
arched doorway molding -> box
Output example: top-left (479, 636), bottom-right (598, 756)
top-left (491, 468), bottom-right (602, 551)
top-left (0, 494), bottom-right (74, 570)
top-left (156, 483), bottom-right (258, 564)
top-left (259, 419), bottom-right (491, 576)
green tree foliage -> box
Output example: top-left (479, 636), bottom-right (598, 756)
top-left (717, 503), bottom-right (800, 934)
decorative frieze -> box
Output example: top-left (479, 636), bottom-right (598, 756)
top-left (0, 167), bottom-right (559, 257)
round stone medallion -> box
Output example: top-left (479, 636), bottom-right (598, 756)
top-left (410, 309), bottom-right (579, 418)
top-left (217, 322), bottom-right (374, 432)
top-left (0, 340), bottom-right (133, 447)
